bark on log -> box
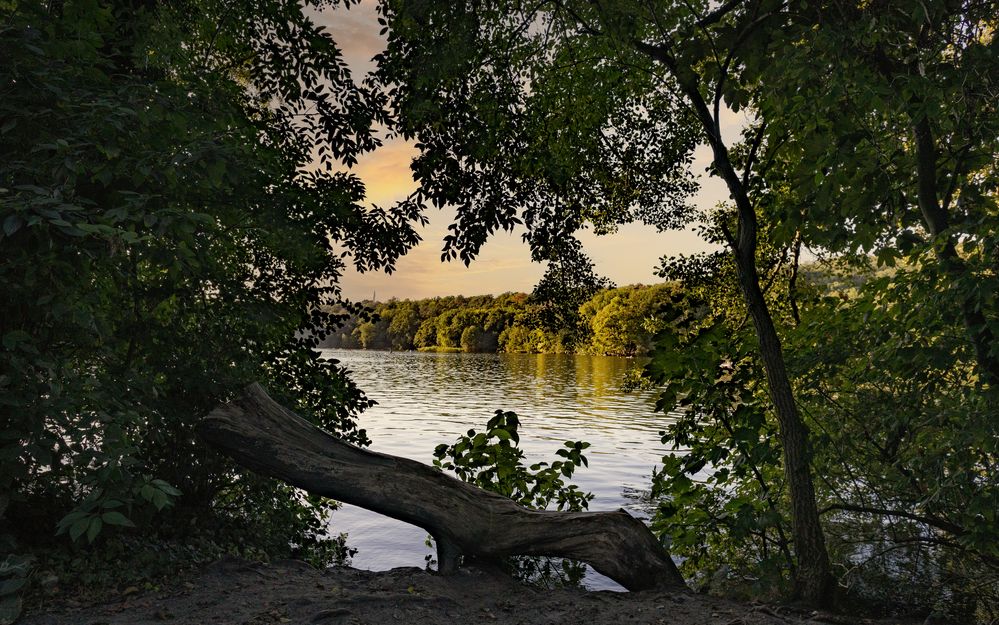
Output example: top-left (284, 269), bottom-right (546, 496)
top-left (197, 383), bottom-right (687, 592)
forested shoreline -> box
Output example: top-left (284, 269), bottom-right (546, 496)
top-left (320, 284), bottom-right (677, 356)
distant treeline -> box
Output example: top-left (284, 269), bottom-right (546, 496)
top-left (320, 284), bottom-right (678, 356)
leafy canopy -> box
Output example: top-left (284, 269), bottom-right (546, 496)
top-left (0, 0), bottom-right (422, 576)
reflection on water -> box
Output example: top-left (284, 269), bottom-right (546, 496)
top-left (322, 349), bottom-right (676, 591)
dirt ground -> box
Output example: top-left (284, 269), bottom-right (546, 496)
top-left (21, 557), bottom-right (917, 625)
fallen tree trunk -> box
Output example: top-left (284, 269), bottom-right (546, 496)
top-left (197, 383), bottom-right (687, 592)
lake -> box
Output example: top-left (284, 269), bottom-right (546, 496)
top-left (322, 349), bottom-right (677, 591)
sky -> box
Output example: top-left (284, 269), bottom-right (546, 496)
top-left (313, 1), bottom-right (744, 301)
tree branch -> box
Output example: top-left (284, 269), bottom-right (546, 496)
top-left (819, 502), bottom-right (966, 537)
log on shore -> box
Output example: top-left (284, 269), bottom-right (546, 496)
top-left (197, 383), bottom-right (687, 592)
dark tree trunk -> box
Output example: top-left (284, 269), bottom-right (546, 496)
top-left (912, 116), bottom-right (999, 386)
top-left (197, 383), bottom-right (687, 593)
top-left (632, 39), bottom-right (835, 606)
top-left (735, 258), bottom-right (834, 605)
top-left (721, 150), bottom-right (834, 607)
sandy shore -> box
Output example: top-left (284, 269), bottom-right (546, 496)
top-left (22, 557), bottom-right (916, 625)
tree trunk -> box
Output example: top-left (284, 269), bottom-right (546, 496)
top-left (197, 383), bottom-right (687, 592)
top-left (669, 68), bottom-right (833, 608)
top-left (735, 260), bottom-right (835, 605)
top-left (723, 154), bottom-right (834, 606)
top-left (912, 116), bottom-right (999, 386)
top-left (632, 39), bottom-right (835, 605)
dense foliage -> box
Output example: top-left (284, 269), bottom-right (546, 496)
top-left (432, 410), bottom-right (592, 587)
top-left (375, 0), bottom-right (999, 618)
top-left (321, 283), bottom-right (678, 356)
top-left (641, 2), bottom-right (999, 619)
top-left (0, 0), bottom-right (421, 600)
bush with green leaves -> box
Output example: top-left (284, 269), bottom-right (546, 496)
top-left (433, 410), bottom-right (593, 512)
top-left (432, 410), bottom-right (593, 586)
top-left (645, 250), bottom-right (999, 620)
top-left (644, 298), bottom-right (794, 600)
top-left (0, 0), bottom-right (419, 588)
top-left (785, 264), bottom-right (999, 621)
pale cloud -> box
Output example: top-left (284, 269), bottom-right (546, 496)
top-left (578, 223), bottom-right (717, 285)
top-left (308, 0), bottom-right (384, 74)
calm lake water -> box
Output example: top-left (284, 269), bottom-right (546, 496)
top-left (322, 349), bottom-right (677, 591)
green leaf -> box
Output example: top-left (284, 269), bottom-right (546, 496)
top-left (56, 510), bottom-right (87, 534)
top-left (2, 215), bottom-right (21, 237)
top-left (1, 331), bottom-right (30, 350)
top-left (86, 516), bottom-right (103, 543)
top-left (151, 490), bottom-right (169, 510)
top-left (101, 511), bottom-right (135, 527)
top-left (151, 479), bottom-right (182, 496)
top-left (490, 428), bottom-right (511, 441)
top-left (68, 516), bottom-right (90, 542)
